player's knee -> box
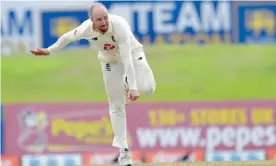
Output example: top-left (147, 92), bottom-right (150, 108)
top-left (141, 82), bottom-right (156, 95)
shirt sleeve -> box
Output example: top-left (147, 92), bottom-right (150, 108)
top-left (114, 19), bottom-right (137, 90)
top-left (47, 20), bottom-right (88, 54)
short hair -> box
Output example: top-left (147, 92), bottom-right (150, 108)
top-left (89, 2), bottom-right (106, 19)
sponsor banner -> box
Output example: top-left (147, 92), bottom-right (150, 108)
top-left (83, 151), bottom-right (142, 164)
top-left (1, 119), bottom-right (3, 155)
top-left (100, 1), bottom-right (232, 44)
top-left (1, 3), bottom-right (40, 55)
top-left (1, 104), bottom-right (3, 154)
top-left (4, 101), bottom-right (276, 155)
top-left (2, 0), bottom-right (275, 54)
top-left (21, 154), bottom-right (82, 166)
top-left (1, 1), bottom-right (95, 55)
top-left (144, 150), bottom-right (204, 163)
top-left (268, 149), bottom-right (276, 160)
top-left (1, 156), bottom-right (20, 166)
top-left (232, 1), bottom-right (276, 44)
top-left (206, 150), bottom-right (266, 161)
top-left (4, 104), bottom-right (119, 155)
top-left (130, 101), bottom-right (276, 153)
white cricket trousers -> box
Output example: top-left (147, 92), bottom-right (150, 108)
top-left (100, 51), bottom-right (156, 149)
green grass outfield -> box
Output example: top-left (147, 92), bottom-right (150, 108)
top-left (2, 45), bottom-right (276, 103)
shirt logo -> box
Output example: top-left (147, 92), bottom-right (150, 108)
top-left (106, 64), bottom-right (111, 71)
top-left (104, 44), bottom-right (116, 51)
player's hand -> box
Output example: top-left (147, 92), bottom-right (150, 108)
top-left (128, 89), bottom-right (139, 101)
top-left (30, 48), bottom-right (50, 56)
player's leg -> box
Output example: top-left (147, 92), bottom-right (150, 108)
top-left (100, 62), bottom-right (132, 166)
top-left (131, 51), bottom-right (156, 95)
top-left (101, 62), bottom-right (127, 148)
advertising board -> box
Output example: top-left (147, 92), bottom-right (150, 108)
top-left (4, 101), bottom-right (276, 155)
top-left (100, 1), bottom-right (232, 44)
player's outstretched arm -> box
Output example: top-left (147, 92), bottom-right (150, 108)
top-left (31, 19), bottom-right (90, 56)
top-left (31, 29), bottom-right (79, 56)
top-left (31, 30), bottom-right (76, 56)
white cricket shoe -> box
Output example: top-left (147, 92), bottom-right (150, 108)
top-left (118, 148), bottom-right (132, 166)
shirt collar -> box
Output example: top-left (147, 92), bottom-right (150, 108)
top-left (107, 21), bottom-right (113, 33)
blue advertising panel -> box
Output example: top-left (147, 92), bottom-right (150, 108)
top-left (100, 1), bottom-right (232, 44)
top-left (38, 1), bottom-right (275, 47)
top-left (22, 154), bottom-right (82, 166)
top-left (232, 1), bottom-right (276, 44)
top-left (206, 151), bottom-right (266, 161)
top-left (41, 10), bottom-right (90, 48)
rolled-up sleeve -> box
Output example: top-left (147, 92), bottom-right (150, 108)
top-left (114, 20), bottom-right (137, 90)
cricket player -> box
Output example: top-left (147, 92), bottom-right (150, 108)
top-left (31, 3), bottom-right (156, 166)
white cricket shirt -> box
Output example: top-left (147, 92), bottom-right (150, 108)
top-left (47, 14), bottom-right (144, 90)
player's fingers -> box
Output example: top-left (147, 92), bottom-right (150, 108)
top-left (37, 49), bottom-right (45, 54)
top-left (31, 50), bottom-right (39, 55)
top-left (34, 48), bottom-right (44, 55)
top-left (31, 49), bottom-right (47, 56)
top-left (33, 52), bottom-right (40, 55)
top-left (130, 95), bottom-right (139, 101)
top-left (129, 94), bottom-right (134, 101)
top-left (31, 49), bottom-right (41, 54)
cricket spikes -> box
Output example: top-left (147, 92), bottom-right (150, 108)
top-left (119, 148), bottom-right (132, 166)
